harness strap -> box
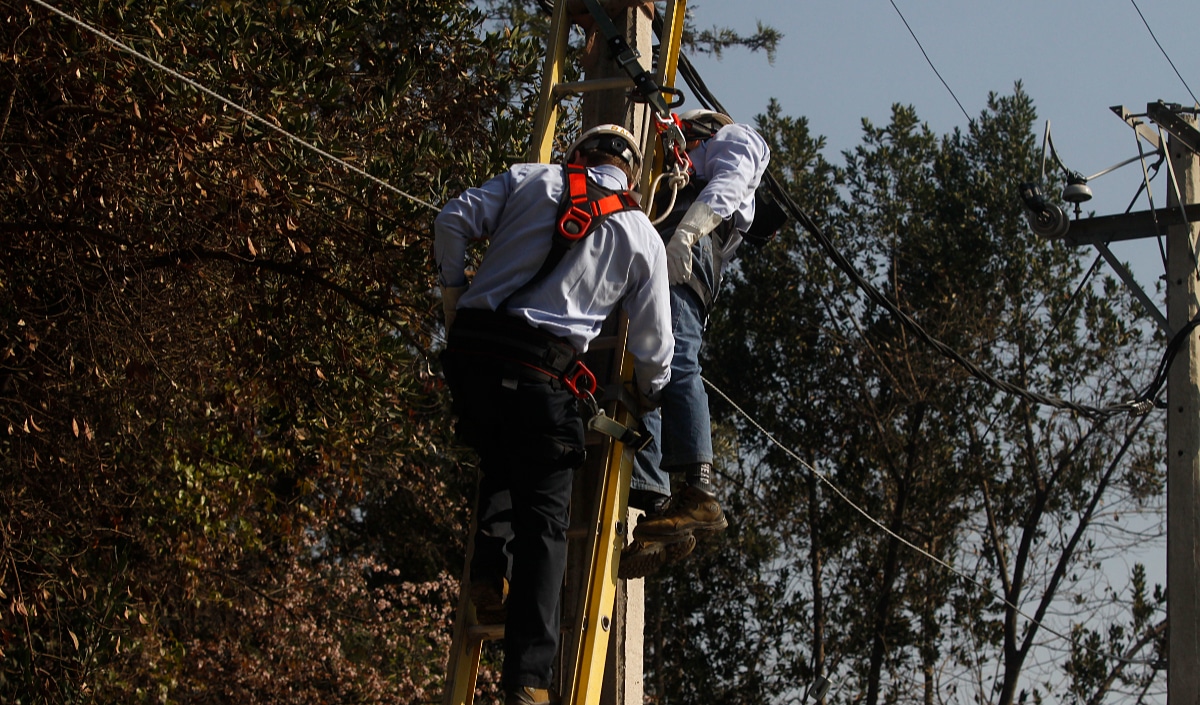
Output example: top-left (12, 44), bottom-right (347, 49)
top-left (557, 163), bottom-right (640, 240)
top-left (503, 164), bottom-right (640, 309)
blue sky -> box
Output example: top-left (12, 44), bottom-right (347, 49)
top-left (684, 0), bottom-right (1199, 297)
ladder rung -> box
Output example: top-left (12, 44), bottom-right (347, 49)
top-left (552, 77), bottom-right (635, 98)
top-left (464, 618), bottom-right (586, 640)
top-left (467, 623), bottom-right (505, 641)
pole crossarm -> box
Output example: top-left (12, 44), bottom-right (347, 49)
top-left (1147, 101), bottom-right (1200, 156)
top-left (1063, 204), bottom-right (1200, 246)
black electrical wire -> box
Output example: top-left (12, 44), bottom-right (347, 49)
top-left (1129, 0), bottom-right (1200, 109)
top-left (673, 47), bottom-right (1159, 419)
top-left (887, 0), bottom-right (971, 123)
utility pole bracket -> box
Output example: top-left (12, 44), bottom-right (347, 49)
top-left (1147, 101), bottom-right (1200, 156)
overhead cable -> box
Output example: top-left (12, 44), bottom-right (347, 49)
top-left (886, 0), bottom-right (972, 123)
top-left (1128, 0), bottom-right (1199, 108)
top-left (703, 375), bottom-right (1160, 668)
top-left (676, 47), bottom-right (1158, 419)
top-left (26, 0), bottom-right (441, 213)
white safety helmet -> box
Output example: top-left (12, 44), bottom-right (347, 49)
top-left (678, 109), bottom-right (733, 141)
top-left (565, 124), bottom-right (644, 182)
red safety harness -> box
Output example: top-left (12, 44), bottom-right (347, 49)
top-left (556, 163), bottom-right (641, 241)
top-left (499, 163), bottom-right (641, 401)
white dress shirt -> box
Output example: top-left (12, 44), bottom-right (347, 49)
top-left (434, 162), bottom-right (674, 396)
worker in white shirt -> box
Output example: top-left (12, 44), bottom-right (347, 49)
top-left (434, 124), bottom-right (673, 705)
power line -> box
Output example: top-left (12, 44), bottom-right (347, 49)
top-left (1129, 0), bottom-right (1200, 108)
top-left (887, 0), bottom-right (971, 123)
top-left (26, 0), bottom-right (441, 213)
top-left (675, 50), bottom-right (1157, 420)
top-left (703, 375), bottom-right (1160, 668)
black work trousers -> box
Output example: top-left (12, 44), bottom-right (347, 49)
top-left (442, 315), bottom-right (586, 690)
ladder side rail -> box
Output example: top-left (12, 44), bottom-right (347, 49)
top-left (443, 510), bottom-right (487, 705)
top-left (561, 321), bottom-right (639, 705)
top-left (528, 0), bottom-right (574, 163)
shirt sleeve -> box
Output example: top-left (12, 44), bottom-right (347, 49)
top-left (621, 221), bottom-right (674, 397)
top-left (433, 171), bottom-right (514, 287)
top-left (694, 123), bottom-right (771, 227)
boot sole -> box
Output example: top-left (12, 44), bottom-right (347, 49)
top-left (618, 535), bottom-right (697, 579)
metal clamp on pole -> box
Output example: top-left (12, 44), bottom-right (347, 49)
top-left (579, 0), bottom-right (674, 119)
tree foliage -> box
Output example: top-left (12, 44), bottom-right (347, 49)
top-left (646, 88), bottom-right (1165, 705)
top-left (1, 1), bottom-right (540, 701)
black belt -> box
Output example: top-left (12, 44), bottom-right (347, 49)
top-left (448, 308), bottom-right (596, 397)
top-left (447, 309), bottom-right (652, 451)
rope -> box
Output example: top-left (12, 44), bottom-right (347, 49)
top-left (647, 169), bottom-right (689, 226)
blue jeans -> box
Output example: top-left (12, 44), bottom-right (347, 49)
top-left (632, 234), bottom-right (717, 496)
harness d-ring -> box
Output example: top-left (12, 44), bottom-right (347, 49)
top-left (558, 206), bottom-right (594, 240)
top-left (563, 360), bottom-right (598, 398)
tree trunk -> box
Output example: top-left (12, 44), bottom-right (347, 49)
top-left (809, 471), bottom-right (827, 700)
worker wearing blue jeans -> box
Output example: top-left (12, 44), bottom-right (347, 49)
top-left (621, 110), bottom-right (770, 579)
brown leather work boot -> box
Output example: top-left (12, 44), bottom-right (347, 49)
top-left (618, 534), bottom-right (697, 579)
top-left (632, 485), bottom-right (727, 542)
top-left (506, 686), bottom-right (555, 705)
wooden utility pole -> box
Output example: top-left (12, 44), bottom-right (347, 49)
top-left (1164, 108), bottom-right (1200, 705)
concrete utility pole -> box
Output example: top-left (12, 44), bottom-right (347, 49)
top-left (1164, 109), bottom-right (1200, 705)
top-left (1069, 103), bottom-right (1200, 704)
top-left (570, 3), bottom-right (655, 704)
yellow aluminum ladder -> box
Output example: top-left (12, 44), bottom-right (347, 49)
top-left (442, 2), bottom-right (687, 703)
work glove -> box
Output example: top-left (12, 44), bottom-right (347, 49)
top-left (625, 378), bottom-right (662, 416)
top-left (441, 284), bottom-right (467, 330)
top-left (664, 201), bottom-right (722, 285)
